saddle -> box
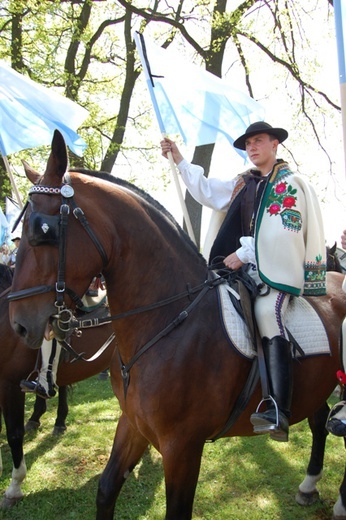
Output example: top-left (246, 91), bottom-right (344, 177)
top-left (215, 267), bottom-right (330, 359)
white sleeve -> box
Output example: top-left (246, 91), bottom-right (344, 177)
top-left (177, 159), bottom-right (237, 212)
top-left (236, 236), bottom-right (256, 265)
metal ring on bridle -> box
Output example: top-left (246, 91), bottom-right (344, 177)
top-left (52, 307), bottom-right (74, 332)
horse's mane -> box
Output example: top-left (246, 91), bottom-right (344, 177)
top-left (0, 263), bottom-right (14, 293)
top-left (70, 168), bottom-right (206, 263)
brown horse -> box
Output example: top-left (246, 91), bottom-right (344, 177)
top-left (9, 131), bottom-right (346, 519)
top-left (0, 262), bottom-right (115, 508)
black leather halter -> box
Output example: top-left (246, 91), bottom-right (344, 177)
top-left (8, 172), bottom-right (108, 336)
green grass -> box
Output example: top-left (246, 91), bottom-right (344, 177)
top-left (0, 377), bottom-right (343, 519)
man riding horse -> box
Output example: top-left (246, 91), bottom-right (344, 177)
top-left (161, 121), bottom-right (327, 442)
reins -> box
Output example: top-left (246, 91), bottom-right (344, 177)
top-left (70, 277), bottom-right (222, 329)
top-left (118, 274), bottom-right (226, 397)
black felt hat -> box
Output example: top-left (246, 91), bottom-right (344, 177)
top-left (233, 121), bottom-right (288, 150)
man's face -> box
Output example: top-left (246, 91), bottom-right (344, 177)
top-left (245, 133), bottom-right (279, 171)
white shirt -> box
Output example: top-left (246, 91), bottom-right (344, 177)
top-left (177, 159), bottom-right (256, 264)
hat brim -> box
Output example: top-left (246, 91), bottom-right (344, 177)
top-left (233, 128), bottom-right (288, 150)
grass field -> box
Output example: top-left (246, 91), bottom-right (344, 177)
top-left (0, 375), bottom-right (344, 520)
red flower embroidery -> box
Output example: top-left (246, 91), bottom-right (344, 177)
top-left (268, 203), bottom-right (281, 215)
top-left (282, 196), bottom-right (296, 208)
top-left (266, 178), bottom-right (297, 216)
top-left (275, 182), bottom-right (287, 194)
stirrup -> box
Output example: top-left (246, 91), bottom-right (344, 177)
top-left (250, 395), bottom-right (279, 432)
top-left (326, 401), bottom-right (346, 437)
top-left (20, 379), bottom-right (56, 399)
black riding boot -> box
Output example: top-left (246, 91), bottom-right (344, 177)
top-left (250, 336), bottom-right (293, 442)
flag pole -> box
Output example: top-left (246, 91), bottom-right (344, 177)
top-left (2, 156), bottom-right (23, 209)
top-left (164, 135), bottom-right (196, 244)
top-left (334, 0), bottom-right (346, 176)
top-left (134, 32), bottom-right (196, 245)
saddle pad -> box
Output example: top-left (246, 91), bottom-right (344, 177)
top-left (79, 288), bottom-right (107, 312)
top-left (217, 282), bottom-right (330, 359)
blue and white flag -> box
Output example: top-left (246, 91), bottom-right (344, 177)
top-left (134, 33), bottom-right (265, 159)
top-left (0, 61), bottom-right (89, 156)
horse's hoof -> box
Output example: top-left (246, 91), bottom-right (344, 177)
top-left (53, 425), bottom-right (67, 436)
top-left (332, 515), bottom-right (346, 520)
top-left (295, 489), bottom-right (320, 506)
top-left (0, 495), bottom-right (23, 509)
top-left (25, 420), bottom-right (40, 432)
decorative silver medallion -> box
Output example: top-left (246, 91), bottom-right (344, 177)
top-left (41, 223), bottom-right (49, 234)
top-left (61, 185), bottom-right (74, 198)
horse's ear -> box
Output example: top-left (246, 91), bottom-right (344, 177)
top-left (22, 160), bottom-right (42, 185)
top-left (330, 242), bottom-right (337, 254)
top-left (44, 130), bottom-right (69, 181)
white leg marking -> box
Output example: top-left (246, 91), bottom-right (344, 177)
top-left (298, 472), bottom-right (323, 494)
top-left (333, 495), bottom-right (346, 518)
top-left (5, 458), bottom-right (27, 500)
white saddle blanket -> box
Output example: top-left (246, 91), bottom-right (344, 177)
top-left (217, 282), bottom-right (330, 359)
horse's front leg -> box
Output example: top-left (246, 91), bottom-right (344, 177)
top-left (53, 385), bottom-right (68, 435)
top-left (162, 437), bottom-right (205, 520)
top-left (296, 402), bottom-right (329, 506)
top-left (96, 413), bottom-right (149, 520)
top-left (0, 387), bottom-right (27, 508)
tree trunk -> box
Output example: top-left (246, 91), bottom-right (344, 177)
top-left (101, 10), bottom-right (139, 172)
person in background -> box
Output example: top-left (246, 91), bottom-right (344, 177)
top-left (8, 236), bottom-right (20, 267)
top-left (161, 121), bottom-right (326, 442)
top-left (0, 243), bottom-right (10, 265)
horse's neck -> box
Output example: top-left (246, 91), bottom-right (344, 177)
top-left (104, 225), bottom-right (206, 331)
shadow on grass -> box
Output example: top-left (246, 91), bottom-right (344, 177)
top-left (1, 380), bottom-right (343, 519)
top-left (194, 424), bottom-right (340, 520)
top-left (0, 448), bottom-right (163, 520)
top-left (0, 426), bottom-right (343, 520)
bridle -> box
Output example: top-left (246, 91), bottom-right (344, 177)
top-left (8, 172), bottom-right (108, 337)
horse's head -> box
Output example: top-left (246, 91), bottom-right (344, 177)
top-left (9, 130), bottom-right (107, 349)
